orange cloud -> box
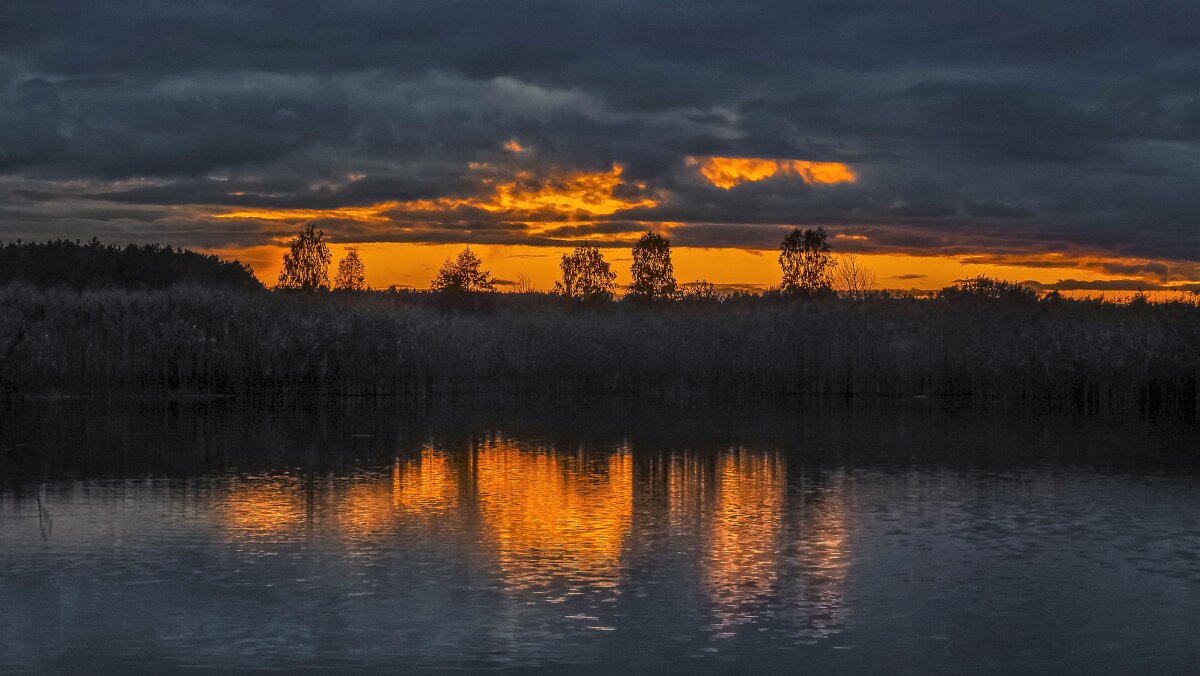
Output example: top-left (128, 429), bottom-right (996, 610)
top-left (213, 202), bottom-right (404, 223)
top-left (689, 156), bottom-right (856, 189)
top-left (214, 163), bottom-right (656, 227)
top-left (503, 139), bottom-right (526, 153)
top-left (482, 164), bottom-right (656, 216)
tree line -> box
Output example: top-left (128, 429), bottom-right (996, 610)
top-left (277, 223), bottom-right (884, 300)
top-left (0, 229), bottom-right (1170, 307)
top-left (0, 239), bottom-right (261, 290)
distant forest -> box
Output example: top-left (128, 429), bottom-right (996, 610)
top-left (0, 239), bottom-right (261, 291)
top-left (0, 235), bottom-right (1197, 412)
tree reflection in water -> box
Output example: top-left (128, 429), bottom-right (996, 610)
top-left (217, 438), bottom-right (849, 644)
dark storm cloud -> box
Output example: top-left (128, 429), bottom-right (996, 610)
top-left (0, 0), bottom-right (1196, 268)
top-left (1023, 279), bottom-right (1200, 293)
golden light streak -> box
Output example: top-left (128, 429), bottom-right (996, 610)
top-left (704, 450), bottom-right (786, 631)
top-left (206, 240), bottom-right (1197, 301)
top-left (221, 476), bottom-right (307, 538)
top-left (214, 164), bottom-right (656, 225)
top-left (689, 156), bottom-right (857, 189)
top-left (335, 478), bottom-right (398, 538)
top-left (213, 202), bottom-right (402, 223)
top-left (333, 450), bottom-right (461, 538)
top-left (475, 438), bottom-right (633, 594)
top-left (391, 449), bottom-right (458, 517)
top-left (667, 454), bottom-right (707, 534)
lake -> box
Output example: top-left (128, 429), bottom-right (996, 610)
top-left (1, 397), bottom-right (1197, 674)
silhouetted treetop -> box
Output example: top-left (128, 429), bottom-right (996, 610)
top-left (277, 224), bottom-right (332, 292)
top-left (779, 227), bottom-right (833, 297)
top-left (937, 276), bottom-right (1038, 304)
top-left (432, 247), bottom-right (495, 293)
top-left (0, 238), bottom-right (260, 290)
top-left (629, 231), bottom-right (677, 301)
top-left (679, 280), bottom-right (723, 302)
top-left (334, 250), bottom-right (368, 291)
top-left (555, 244), bottom-right (616, 301)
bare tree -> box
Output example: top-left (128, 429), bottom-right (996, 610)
top-left (833, 253), bottom-right (876, 300)
top-left (510, 271), bottom-right (537, 293)
top-left (277, 224), bottom-right (331, 291)
top-left (333, 250), bottom-right (368, 291)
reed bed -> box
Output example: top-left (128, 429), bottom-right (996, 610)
top-left (0, 284), bottom-right (1196, 412)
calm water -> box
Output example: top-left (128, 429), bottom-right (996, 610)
top-left (1, 398), bottom-right (1197, 674)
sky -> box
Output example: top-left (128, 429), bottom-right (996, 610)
top-left (0, 1), bottom-right (1196, 292)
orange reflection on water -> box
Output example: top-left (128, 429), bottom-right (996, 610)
top-left (222, 475), bottom-right (307, 538)
top-left (704, 450), bottom-right (786, 630)
top-left (335, 449), bottom-right (461, 538)
top-left (475, 438), bottom-right (633, 594)
top-left (667, 454), bottom-right (707, 533)
top-left (778, 474), bottom-right (852, 640)
top-left (392, 449), bottom-right (458, 517)
top-left (217, 441), bottom-right (850, 641)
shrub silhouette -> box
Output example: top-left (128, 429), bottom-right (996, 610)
top-left (937, 276), bottom-right (1037, 304)
top-left (679, 280), bottom-right (723, 302)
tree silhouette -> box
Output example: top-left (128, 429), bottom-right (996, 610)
top-left (0, 239), bottom-right (260, 290)
top-left (277, 224), bottom-right (331, 291)
top-left (832, 253), bottom-right (876, 300)
top-left (333, 250), bottom-right (368, 291)
top-left (679, 279), bottom-right (723, 301)
top-left (510, 271), bottom-right (537, 293)
top-left (779, 227), bottom-right (833, 296)
top-left (629, 231), bottom-right (677, 301)
top-left (936, 276), bottom-right (1037, 304)
top-left (431, 247), bottom-right (495, 293)
top-left (554, 244), bottom-right (616, 301)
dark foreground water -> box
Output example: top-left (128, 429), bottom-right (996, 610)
top-left (0, 397), bottom-right (1197, 674)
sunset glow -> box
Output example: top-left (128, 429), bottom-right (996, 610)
top-left (5, 1), bottom-right (1195, 671)
top-left (215, 163), bottom-right (656, 228)
top-left (189, 152), bottom-right (1199, 296)
top-left (205, 241), bottom-right (1199, 300)
top-left (221, 477), bottom-right (307, 539)
top-left (690, 157), bottom-right (857, 189)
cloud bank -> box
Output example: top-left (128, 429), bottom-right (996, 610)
top-left (0, 0), bottom-right (1196, 279)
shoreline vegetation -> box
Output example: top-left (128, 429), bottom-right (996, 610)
top-left (1, 236), bottom-right (1197, 412)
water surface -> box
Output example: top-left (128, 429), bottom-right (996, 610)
top-left (1, 398), bottom-right (1197, 674)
